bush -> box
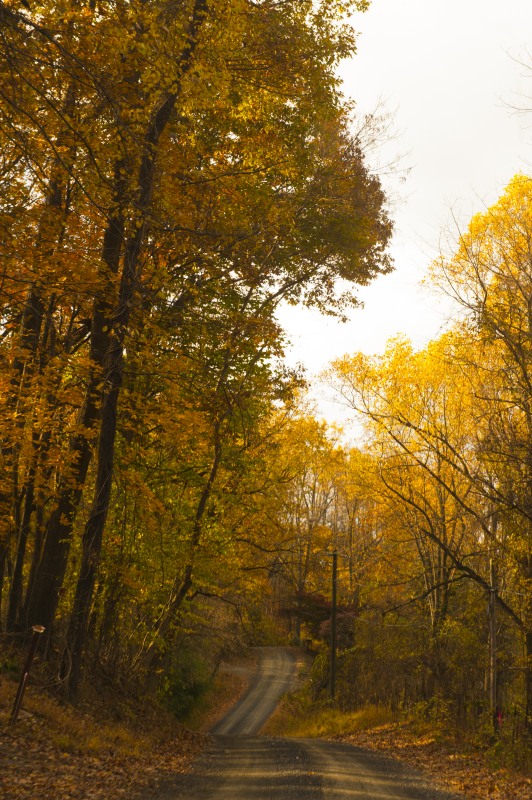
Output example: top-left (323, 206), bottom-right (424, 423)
top-left (158, 650), bottom-right (211, 719)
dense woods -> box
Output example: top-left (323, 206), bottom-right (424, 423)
top-left (328, 176), bottom-right (532, 749)
top-left (0, 0), bottom-right (391, 699)
top-left (1, 0), bottom-right (531, 769)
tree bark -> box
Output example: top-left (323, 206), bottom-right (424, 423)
top-left (23, 196), bottom-right (125, 632)
top-left (59, 0), bottom-right (209, 689)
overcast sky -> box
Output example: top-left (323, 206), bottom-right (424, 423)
top-left (277, 0), bottom-right (532, 418)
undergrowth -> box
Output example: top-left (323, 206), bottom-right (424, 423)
top-left (265, 680), bottom-right (532, 777)
top-left (0, 672), bottom-right (183, 757)
top-left (264, 686), bottom-right (396, 738)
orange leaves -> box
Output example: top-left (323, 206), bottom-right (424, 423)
top-left (0, 0), bottom-right (392, 687)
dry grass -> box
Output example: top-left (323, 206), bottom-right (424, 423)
top-left (264, 697), bottom-right (395, 738)
top-left (0, 668), bottom-right (205, 800)
top-left (0, 677), bottom-right (150, 756)
top-left (264, 689), bottom-right (532, 800)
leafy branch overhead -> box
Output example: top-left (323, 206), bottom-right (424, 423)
top-left (0, 0), bottom-right (390, 697)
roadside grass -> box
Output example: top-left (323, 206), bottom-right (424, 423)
top-left (0, 645), bottom-right (258, 750)
top-left (263, 682), bottom-right (532, 800)
top-left (0, 642), bottom-right (256, 752)
top-left (0, 671), bottom-right (185, 757)
top-left (265, 685), bottom-right (531, 770)
top-left (183, 669), bottom-right (249, 732)
top-left (263, 689), bottom-right (397, 738)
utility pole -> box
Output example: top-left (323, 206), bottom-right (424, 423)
top-left (330, 549), bottom-right (337, 701)
top-left (489, 557), bottom-right (497, 726)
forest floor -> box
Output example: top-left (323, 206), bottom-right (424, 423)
top-left (336, 721), bottom-right (532, 800)
top-left (2, 648), bottom-right (532, 799)
top-left (265, 688), bottom-right (532, 800)
top-left (0, 653), bottom-right (252, 800)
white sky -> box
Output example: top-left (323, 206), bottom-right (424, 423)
top-left (277, 0), bottom-right (532, 420)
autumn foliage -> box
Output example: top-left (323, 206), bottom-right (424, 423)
top-left (2, 0), bottom-right (530, 774)
top-left (0, 0), bottom-right (391, 699)
top-left (327, 176), bottom-right (532, 757)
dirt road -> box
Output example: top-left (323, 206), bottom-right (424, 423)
top-left (210, 647), bottom-right (296, 736)
top-left (154, 647), bottom-right (461, 800)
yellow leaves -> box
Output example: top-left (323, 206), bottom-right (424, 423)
top-left (429, 174), bottom-right (532, 320)
top-left (120, 572), bottom-right (143, 591)
top-left (0, 0), bottom-right (393, 683)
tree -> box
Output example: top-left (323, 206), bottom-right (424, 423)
top-left (329, 325), bottom-right (532, 716)
top-left (429, 174), bottom-right (532, 725)
top-left (0, 0), bottom-right (392, 698)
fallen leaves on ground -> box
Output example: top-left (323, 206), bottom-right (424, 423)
top-left (0, 653), bottom-right (259, 800)
top-left (0, 709), bottom-right (204, 800)
top-left (336, 722), bottom-right (532, 800)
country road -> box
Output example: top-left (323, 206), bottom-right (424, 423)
top-left (153, 647), bottom-right (461, 800)
top-left (210, 647), bottom-right (296, 736)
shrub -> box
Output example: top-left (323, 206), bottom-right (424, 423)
top-left (158, 650), bottom-right (211, 719)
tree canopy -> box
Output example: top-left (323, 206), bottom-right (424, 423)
top-left (0, 0), bottom-right (391, 697)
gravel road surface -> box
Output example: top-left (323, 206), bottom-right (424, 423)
top-left (210, 647), bottom-right (296, 736)
top-left (153, 647), bottom-right (462, 800)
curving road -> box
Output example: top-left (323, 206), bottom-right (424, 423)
top-left (210, 647), bottom-right (296, 736)
top-left (154, 647), bottom-right (461, 800)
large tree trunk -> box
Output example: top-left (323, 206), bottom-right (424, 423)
top-left (59, 0), bottom-right (209, 689)
top-left (61, 380), bottom-right (121, 695)
top-left (23, 201), bottom-right (125, 633)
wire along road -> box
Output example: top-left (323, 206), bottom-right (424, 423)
top-left (156, 647), bottom-right (461, 800)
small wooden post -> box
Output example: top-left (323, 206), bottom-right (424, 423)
top-left (9, 625), bottom-right (45, 725)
